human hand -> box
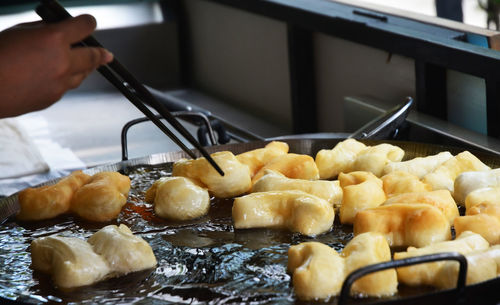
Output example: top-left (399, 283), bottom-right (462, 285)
top-left (0, 14), bottom-right (113, 118)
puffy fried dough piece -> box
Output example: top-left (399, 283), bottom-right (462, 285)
top-left (454, 202), bottom-right (500, 244)
top-left (288, 233), bottom-right (396, 300)
top-left (455, 214), bottom-right (500, 246)
top-left (288, 242), bottom-right (345, 300)
top-left (251, 153), bottom-right (319, 184)
top-left (453, 168), bottom-right (500, 205)
top-left (31, 235), bottom-right (110, 289)
top-left (352, 143), bottom-right (404, 177)
top-left (465, 186), bottom-right (500, 211)
top-left (422, 151), bottom-right (490, 193)
top-left (70, 172), bottom-right (131, 222)
top-left (315, 138), bottom-right (367, 179)
top-left (383, 190), bottom-right (459, 225)
top-left (342, 232), bottom-right (397, 297)
top-left (172, 151), bottom-right (251, 198)
top-left (88, 224), bottom-right (157, 274)
top-left (382, 151), bottom-right (453, 179)
top-left (339, 171), bottom-right (386, 224)
top-left (145, 176), bottom-right (210, 220)
top-left (31, 224), bottom-right (157, 289)
top-left (450, 247), bottom-right (500, 288)
top-left (381, 171), bottom-right (431, 197)
top-left (440, 245), bottom-right (500, 288)
top-left (232, 190), bottom-right (335, 236)
top-left (252, 170), bottom-right (342, 207)
top-left (236, 141), bottom-right (289, 177)
top-left (394, 231), bottom-right (490, 288)
top-left (17, 170), bottom-right (91, 221)
top-left (354, 203), bottom-right (451, 247)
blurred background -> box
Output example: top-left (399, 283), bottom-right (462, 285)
top-left (0, 0), bottom-right (499, 195)
top-left (0, 0), bottom-right (497, 31)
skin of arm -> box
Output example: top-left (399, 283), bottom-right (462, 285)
top-left (0, 14), bottom-right (113, 118)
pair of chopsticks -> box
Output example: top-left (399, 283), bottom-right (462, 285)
top-left (36, 0), bottom-right (224, 176)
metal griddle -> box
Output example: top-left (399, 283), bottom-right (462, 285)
top-left (1, 139), bottom-right (500, 305)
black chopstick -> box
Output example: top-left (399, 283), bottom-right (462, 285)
top-left (36, 0), bottom-right (224, 176)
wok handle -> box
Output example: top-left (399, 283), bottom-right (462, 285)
top-left (120, 112), bottom-right (217, 161)
top-left (349, 96), bottom-right (413, 140)
top-left (337, 252), bottom-right (468, 305)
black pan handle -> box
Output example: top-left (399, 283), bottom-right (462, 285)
top-left (337, 252), bottom-right (468, 305)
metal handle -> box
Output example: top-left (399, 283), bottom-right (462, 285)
top-left (197, 119), bottom-right (232, 146)
top-left (349, 96), bottom-right (413, 140)
top-left (120, 112), bottom-right (217, 161)
top-left (337, 252), bottom-right (468, 305)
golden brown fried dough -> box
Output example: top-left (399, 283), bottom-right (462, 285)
top-left (455, 214), bottom-right (500, 245)
top-left (454, 202), bottom-right (500, 244)
top-left (252, 170), bottom-right (342, 207)
top-left (31, 224), bottom-right (157, 289)
top-left (172, 151), bottom-right (251, 198)
top-left (439, 246), bottom-right (500, 288)
top-left (145, 176), bottom-right (210, 221)
top-left (251, 153), bottom-right (319, 184)
top-left (288, 233), bottom-right (397, 301)
top-left (236, 141), bottom-right (289, 177)
top-left (339, 171), bottom-right (386, 224)
top-left (17, 170), bottom-right (91, 221)
top-left (381, 171), bottom-right (431, 197)
top-left (382, 151), bottom-right (453, 178)
top-left (342, 232), bottom-right (397, 297)
top-left (422, 151), bottom-right (490, 193)
top-left (352, 143), bottom-right (404, 177)
top-left (383, 190), bottom-right (459, 225)
top-left (315, 138), bottom-right (367, 179)
top-left (70, 172), bottom-right (131, 222)
top-left (88, 224), bottom-right (157, 274)
top-left (354, 203), bottom-right (451, 247)
top-left (394, 231), bottom-right (490, 289)
top-left (31, 235), bottom-right (110, 289)
top-left (232, 190), bottom-right (334, 236)
top-left (288, 242), bottom-right (345, 300)
top-left (465, 186), bottom-right (500, 211)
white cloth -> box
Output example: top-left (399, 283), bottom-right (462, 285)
top-left (0, 118), bottom-right (49, 179)
top-left (0, 114), bottom-right (86, 196)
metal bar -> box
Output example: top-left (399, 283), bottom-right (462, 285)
top-left (338, 252), bottom-right (467, 305)
top-left (287, 24), bottom-right (317, 134)
top-left (120, 112), bottom-right (217, 161)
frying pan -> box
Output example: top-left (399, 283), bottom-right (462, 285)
top-left (1, 138), bottom-right (500, 305)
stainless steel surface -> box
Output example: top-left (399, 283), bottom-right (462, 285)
top-left (349, 96), bottom-right (413, 139)
top-left (345, 96), bottom-right (500, 157)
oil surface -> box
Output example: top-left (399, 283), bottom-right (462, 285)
top-left (0, 163), bottom-right (435, 305)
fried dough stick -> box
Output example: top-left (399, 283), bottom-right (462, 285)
top-left (71, 172), bottom-right (131, 222)
top-left (17, 170), bottom-right (91, 221)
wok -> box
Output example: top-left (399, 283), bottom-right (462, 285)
top-left (1, 138), bottom-right (500, 305)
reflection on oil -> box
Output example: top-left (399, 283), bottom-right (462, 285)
top-left (0, 163), bottom-right (430, 304)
